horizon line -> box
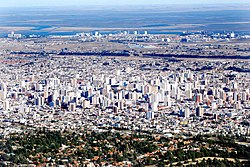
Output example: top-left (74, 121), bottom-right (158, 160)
top-left (0, 3), bottom-right (250, 8)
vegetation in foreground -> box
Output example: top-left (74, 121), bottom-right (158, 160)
top-left (0, 129), bottom-right (249, 166)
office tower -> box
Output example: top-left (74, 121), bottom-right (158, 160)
top-left (35, 83), bottom-right (43, 92)
top-left (151, 102), bottom-right (158, 112)
top-left (103, 84), bottom-right (111, 95)
top-left (95, 32), bottom-right (99, 37)
top-left (170, 83), bottom-right (177, 97)
top-left (0, 82), bottom-right (7, 91)
top-left (53, 78), bottom-right (60, 87)
top-left (185, 82), bottom-right (192, 90)
top-left (75, 74), bottom-right (80, 79)
top-left (234, 101), bottom-right (242, 110)
top-left (136, 92), bottom-right (142, 100)
top-left (163, 81), bottom-right (170, 92)
top-left (146, 111), bottom-right (154, 120)
top-left (214, 114), bottom-right (218, 121)
top-left (117, 91), bottom-right (123, 100)
top-left (83, 100), bottom-right (90, 109)
top-left (44, 86), bottom-right (49, 98)
top-left (196, 106), bottom-right (204, 117)
top-left (195, 93), bottom-right (202, 103)
top-left (141, 103), bottom-right (149, 111)
top-left (71, 78), bottom-right (77, 87)
top-left (118, 100), bottom-right (125, 110)
top-left (184, 108), bottom-right (190, 118)
top-left (0, 82), bottom-right (7, 100)
top-left (3, 100), bottom-right (10, 111)
top-left (164, 95), bottom-right (171, 107)
top-left (157, 92), bottom-right (164, 102)
top-left (131, 92), bottom-right (137, 101)
top-left (0, 91), bottom-right (6, 100)
top-left (126, 67), bottom-right (132, 73)
top-left (8, 31), bottom-right (15, 38)
top-left (35, 97), bottom-right (44, 106)
top-left (233, 82), bottom-right (238, 89)
top-left (69, 103), bottom-right (76, 112)
top-left (116, 70), bottom-right (121, 76)
top-left (211, 101), bottom-right (217, 110)
top-left (241, 92), bottom-right (247, 101)
top-left (20, 80), bottom-right (26, 88)
top-left (186, 90), bottom-right (192, 99)
top-left (92, 95), bottom-right (99, 105)
top-left (102, 98), bottom-right (111, 109)
top-left (11, 92), bottom-right (18, 100)
top-left (233, 92), bottom-right (238, 101)
top-left (56, 99), bottom-right (61, 107)
top-left (110, 78), bottom-right (116, 85)
top-left (144, 84), bottom-right (152, 94)
top-left (222, 77), bottom-right (229, 84)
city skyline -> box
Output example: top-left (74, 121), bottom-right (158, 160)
top-left (0, 0), bottom-right (250, 7)
top-left (0, 0), bottom-right (249, 166)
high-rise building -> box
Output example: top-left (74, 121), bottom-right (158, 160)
top-left (184, 108), bottom-right (190, 118)
top-left (69, 103), bottom-right (76, 112)
top-left (151, 102), bottom-right (158, 112)
top-left (146, 111), bottom-right (154, 120)
top-left (3, 100), bottom-right (10, 111)
top-left (196, 106), bottom-right (204, 117)
top-left (83, 100), bottom-right (90, 109)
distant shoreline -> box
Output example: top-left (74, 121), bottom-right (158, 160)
top-left (0, 5), bottom-right (249, 36)
top-left (0, 27), bottom-right (250, 38)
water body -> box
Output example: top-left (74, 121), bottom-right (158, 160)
top-left (0, 5), bottom-right (249, 35)
top-left (32, 26), bottom-right (52, 30)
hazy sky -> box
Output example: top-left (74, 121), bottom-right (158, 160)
top-left (0, 0), bottom-right (250, 7)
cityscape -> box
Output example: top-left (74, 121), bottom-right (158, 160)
top-left (0, 1), bottom-right (250, 166)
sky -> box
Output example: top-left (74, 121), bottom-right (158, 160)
top-left (0, 0), bottom-right (250, 7)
